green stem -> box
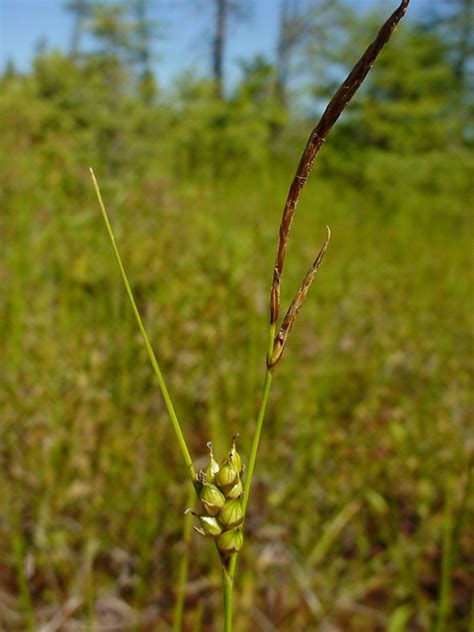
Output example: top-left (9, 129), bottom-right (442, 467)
top-left (241, 369), bottom-right (273, 516)
top-left (242, 322), bottom-right (276, 515)
top-left (228, 324), bottom-right (276, 580)
top-left (90, 168), bottom-right (195, 483)
top-left (222, 562), bottom-right (234, 632)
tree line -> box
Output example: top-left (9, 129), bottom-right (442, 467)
top-left (1, 0), bottom-right (472, 185)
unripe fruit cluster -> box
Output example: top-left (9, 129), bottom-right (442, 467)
top-left (189, 435), bottom-right (244, 556)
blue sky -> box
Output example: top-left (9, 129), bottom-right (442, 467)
top-left (0, 1), bottom-right (422, 86)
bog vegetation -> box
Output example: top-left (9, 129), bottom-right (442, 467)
top-left (0, 0), bottom-right (473, 630)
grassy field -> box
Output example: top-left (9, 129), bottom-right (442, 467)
top-left (1, 132), bottom-right (473, 630)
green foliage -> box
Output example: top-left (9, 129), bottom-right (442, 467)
top-left (356, 22), bottom-right (457, 152)
top-left (0, 4), bottom-right (473, 630)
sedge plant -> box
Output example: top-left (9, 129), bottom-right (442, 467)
top-left (91, 2), bottom-right (410, 629)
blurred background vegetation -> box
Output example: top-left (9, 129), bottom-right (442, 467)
top-left (0, 0), bottom-right (473, 630)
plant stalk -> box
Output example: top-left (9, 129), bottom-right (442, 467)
top-left (90, 168), bottom-right (196, 483)
top-left (241, 369), bottom-right (273, 516)
top-left (241, 322), bottom-right (276, 515)
top-left (222, 562), bottom-right (234, 632)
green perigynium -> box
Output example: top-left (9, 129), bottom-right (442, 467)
top-left (218, 500), bottom-right (244, 529)
top-left (205, 441), bottom-right (220, 483)
top-left (217, 528), bottom-right (244, 555)
top-left (185, 510), bottom-right (223, 539)
top-left (196, 516), bottom-right (222, 538)
top-left (200, 481), bottom-right (226, 516)
top-left (225, 478), bottom-right (243, 500)
top-left (215, 461), bottom-right (239, 493)
top-left (224, 434), bottom-right (243, 474)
